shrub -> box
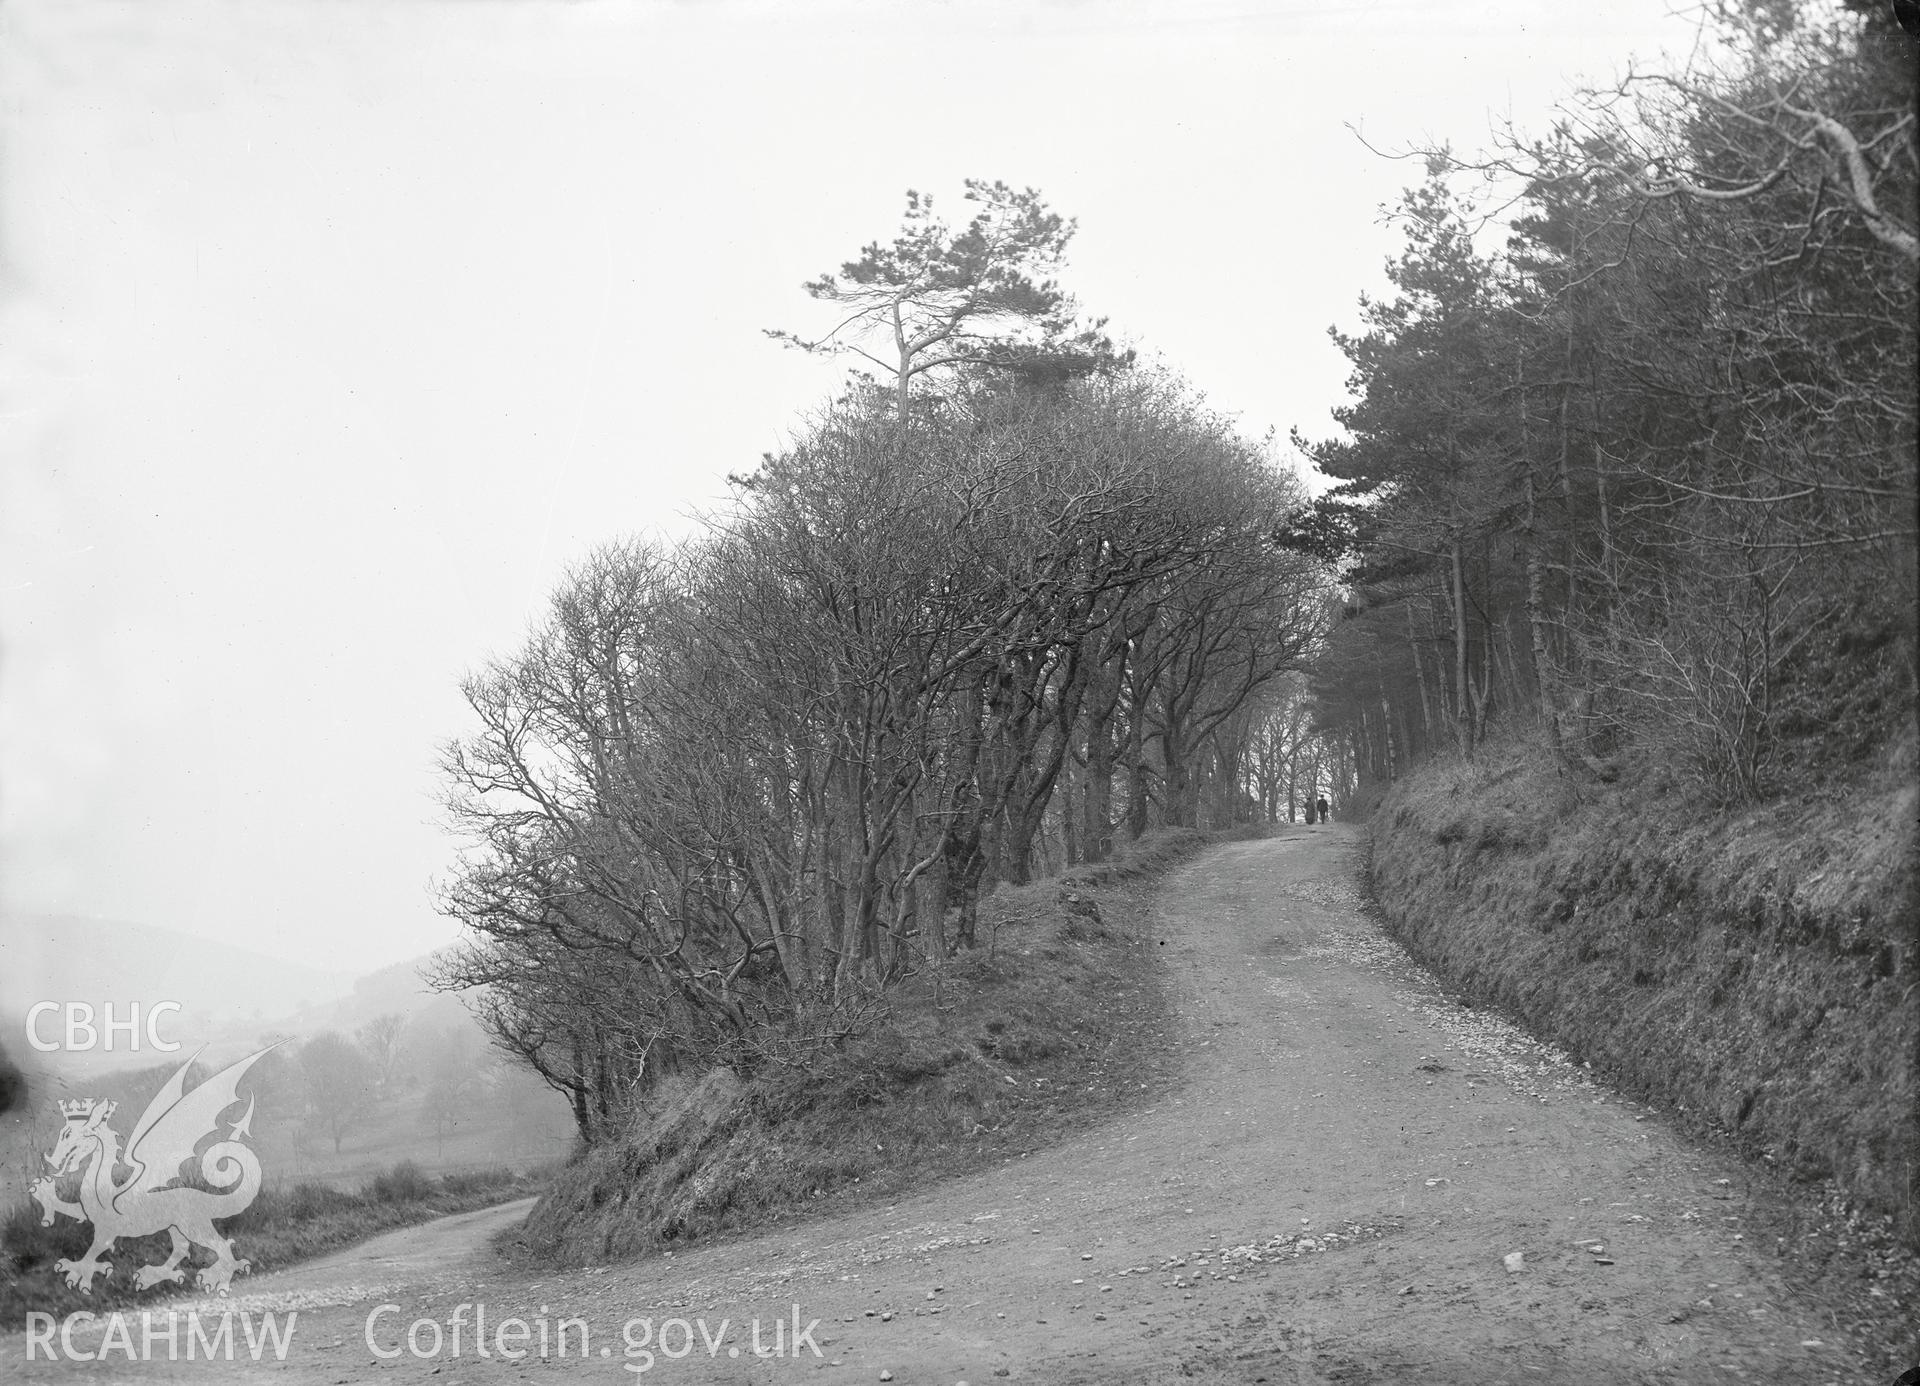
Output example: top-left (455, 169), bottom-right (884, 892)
top-left (367, 1161), bottom-right (435, 1205)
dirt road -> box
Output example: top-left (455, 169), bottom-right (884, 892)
top-left (3, 829), bottom-right (1885, 1383)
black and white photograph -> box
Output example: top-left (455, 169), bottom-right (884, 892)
top-left (1, 1), bottom-right (1914, 1381)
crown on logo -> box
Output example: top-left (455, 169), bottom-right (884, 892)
top-left (59, 1099), bottom-right (97, 1120)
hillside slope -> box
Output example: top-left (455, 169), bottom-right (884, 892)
top-left (1364, 733), bottom-right (1918, 1248)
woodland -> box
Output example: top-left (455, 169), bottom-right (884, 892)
top-left (435, 0), bottom-right (1916, 1144)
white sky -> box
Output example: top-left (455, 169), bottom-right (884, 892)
top-left (1, 0), bottom-right (1692, 973)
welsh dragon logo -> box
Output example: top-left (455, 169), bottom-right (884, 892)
top-left (27, 1045), bottom-right (275, 1296)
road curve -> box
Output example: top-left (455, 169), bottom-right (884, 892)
top-left (4, 828), bottom-right (1873, 1384)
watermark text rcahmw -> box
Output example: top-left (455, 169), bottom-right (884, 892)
top-left (25, 1310), bottom-right (297, 1361)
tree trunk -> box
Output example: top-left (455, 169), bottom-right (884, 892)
top-left (1002, 796), bottom-right (1047, 885)
top-left (1450, 535), bottom-right (1475, 758)
top-left (1407, 600), bottom-right (1433, 750)
top-left (1061, 755), bottom-right (1081, 866)
top-left (1084, 711), bottom-right (1115, 861)
top-left (892, 302), bottom-right (912, 422)
top-left (920, 847), bottom-right (948, 961)
top-left (1125, 702), bottom-right (1150, 839)
top-left (1162, 721), bottom-right (1194, 828)
top-left (1525, 467), bottom-right (1564, 759)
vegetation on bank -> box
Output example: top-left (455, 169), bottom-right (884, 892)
top-left (1363, 729), bottom-right (1919, 1372)
top-left (1366, 729), bottom-right (1917, 1246)
top-left (0, 1161), bottom-right (547, 1329)
top-left (505, 830), bottom-right (1217, 1266)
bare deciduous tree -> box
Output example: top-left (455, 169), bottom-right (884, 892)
top-left (298, 1031), bottom-right (376, 1155)
top-left (356, 1012), bottom-right (408, 1099)
top-left (437, 364), bottom-right (1328, 1138)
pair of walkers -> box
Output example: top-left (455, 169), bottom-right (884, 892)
top-left (1302, 794), bottom-right (1330, 826)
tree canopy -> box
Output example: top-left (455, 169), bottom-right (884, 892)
top-left (437, 368), bottom-right (1326, 1138)
top-left (1300, 0), bottom-right (1915, 798)
top-left (766, 179), bottom-right (1130, 419)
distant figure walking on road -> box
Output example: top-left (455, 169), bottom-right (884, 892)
top-left (1315, 794), bottom-right (1330, 824)
top-left (1303, 794), bottom-right (1317, 826)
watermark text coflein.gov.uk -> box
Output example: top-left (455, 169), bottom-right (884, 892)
top-left (364, 1302), bottom-right (825, 1372)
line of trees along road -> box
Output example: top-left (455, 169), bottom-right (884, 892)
top-left (1299, 0), bottom-right (1915, 801)
top-left (436, 359), bottom-right (1333, 1138)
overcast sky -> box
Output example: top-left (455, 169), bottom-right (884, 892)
top-left (1, 0), bottom-right (1693, 974)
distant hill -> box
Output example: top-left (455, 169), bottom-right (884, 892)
top-left (0, 914), bottom-right (492, 1084)
top-left (271, 951), bottom-right (474, 1039)
top-left (0, 913), bottom-right (357, 1072)
top-left (0, 924), bottom-right (572, 1201)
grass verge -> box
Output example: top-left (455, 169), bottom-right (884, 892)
top-left (505, 826), bottom-right (1236, 1267)
top-left (1, 1161), bottom-right (550, 1329)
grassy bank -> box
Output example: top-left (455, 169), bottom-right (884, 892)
top-left (1364, 729), bottom-right (1918, 1246)
top-left (1, 1161), bottom-right (548, 1328)
top-left (508, 827), bottom-right (1230, 1267)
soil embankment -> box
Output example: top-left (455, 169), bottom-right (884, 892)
top-left (1365, 744), bottom-right (1917, 1250)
